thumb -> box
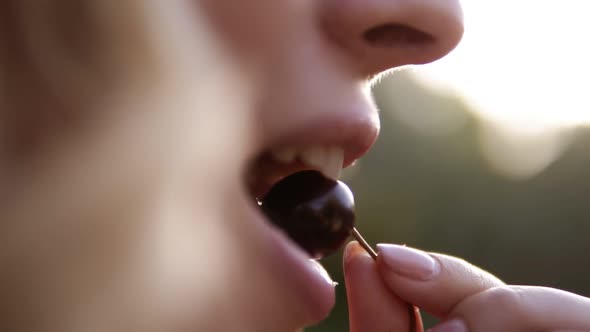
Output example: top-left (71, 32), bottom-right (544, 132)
top-left (344, 242), bottom-right (414, 332)
top-left (375, 244), bottom-right (504, 318)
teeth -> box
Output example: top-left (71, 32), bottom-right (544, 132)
top-left (300, 146), bottom-right (342, 180)
top-left (271, 146), bottom-right (344, 180)
top-left (270, 147), bottom-right (297, 163)
top-left (300, 146), bottom-right (326, 170)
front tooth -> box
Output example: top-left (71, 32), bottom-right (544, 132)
top-left (271, 147), bottom-right (297, 163)
top-left (300, 146), bottom-right (344, 180)
top-left (300, 146), bottom-right (327, 169)
top-left (323, 147), bottom-right (344, 179)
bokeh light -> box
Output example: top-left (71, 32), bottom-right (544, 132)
top-left (408, 1), bottom-right (590, 178)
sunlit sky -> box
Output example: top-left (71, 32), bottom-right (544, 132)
top-left (414, 1), bottom-right (590, 132)
top-left (408, 2), bottom-right (590, 178)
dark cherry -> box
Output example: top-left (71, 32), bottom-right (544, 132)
top-left (261, 171), bottom-right (421, 331)
top-left (260, 170), bottom-right (355, 259)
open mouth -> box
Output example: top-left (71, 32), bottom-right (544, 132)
top-left (237, 93), bottom-right (380, 324)
top-left (245, 144), bottom-right (358, 260)
top-left (238, 144), bottom-right (353, 323)
top-left (246, 145), bottom-right (344, 201)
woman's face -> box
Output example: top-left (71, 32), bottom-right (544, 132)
top-left (191, 0), bottom-right (463, 330)
top-left (3, 1), bottom-right (462, 331)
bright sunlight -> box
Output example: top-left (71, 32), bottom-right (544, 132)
top-left (410, 1), bottom-right (590, 178)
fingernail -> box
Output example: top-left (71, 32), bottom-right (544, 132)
top-left (429, 319), bottom-right (468, 332)
top-left (376, 244), bottom-right (439, 280)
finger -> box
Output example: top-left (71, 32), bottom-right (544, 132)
top-left (430, 286), bottom-right (590, 332)
top-left (375, 244), bottom-right (504, 318)
top-left (344, 241), bottom-right (412, 332)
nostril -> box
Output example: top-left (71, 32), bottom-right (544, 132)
top-left (363, 23), bottom-right (434, 48)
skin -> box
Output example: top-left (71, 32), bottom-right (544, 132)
top-left (345, 242), bottom-right (590, 331)
top-left (3, 0), bottom-right (589, 331)
top-left (201, 0), bottom-right (590, 330)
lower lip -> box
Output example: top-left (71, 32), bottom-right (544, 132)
top-left (263, 220), bottom-right (336, 324)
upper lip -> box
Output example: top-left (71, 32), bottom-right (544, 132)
top-left (264, 107), bottom-right (380, 168)
top-left (246, 101), bottom-right (380, 199)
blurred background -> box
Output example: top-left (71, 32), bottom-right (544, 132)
top-left (309, 2), bottom-right (590, 330)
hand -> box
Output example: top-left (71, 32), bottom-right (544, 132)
top-left (343, 242), bottom-right (590, 331)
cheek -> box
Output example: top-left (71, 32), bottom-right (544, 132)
top-left (0, 40), bottom-right (257, 332)
top-left (139, 177), bottom-right (306, 331)
top-left (197, 0), bottom-right (313, 65)
top-left (1, 1), bottom-right (268, 329)
top-left (118, 58), bottom-right (260, 330)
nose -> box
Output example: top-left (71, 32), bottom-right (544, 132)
top-left (321, 0), bottom-right (464, 75)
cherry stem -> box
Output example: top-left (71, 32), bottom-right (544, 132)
top-left (351, 227), bottom-right (378, 260)
top-left (350, 227), bottom-right (424, 332)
